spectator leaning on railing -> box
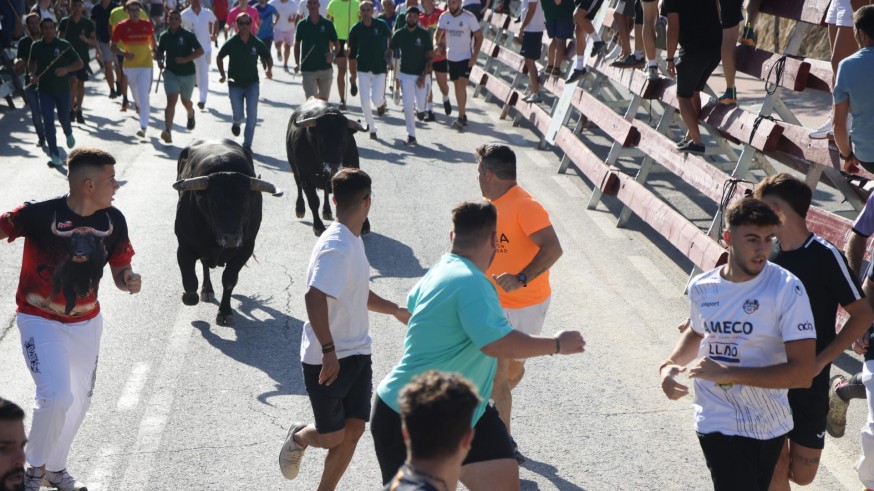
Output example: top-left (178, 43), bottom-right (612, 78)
top-left (834, 5), bottom-right (874, 174)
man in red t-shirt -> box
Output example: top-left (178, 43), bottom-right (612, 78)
top-left (419, 0), bottom-right (450, 121)
top-left (227, 0), bottom-right (260, 32)
top-left (2, 148), bottom-right (142, 491)
top-left (213, 0), bottom-right (229, 44)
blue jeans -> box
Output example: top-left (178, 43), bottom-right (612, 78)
top-left (26, 86), bottom-right (45, 142)
top-left (228, 83), bottom-right (259, 148)
top-left (38, 89), bottom-right (72, 157)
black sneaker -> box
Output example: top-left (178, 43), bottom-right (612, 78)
top-left (70, 110), bottom-right (76, 122)
top-left (76, 110), bottom-right (84, 124)
top-left (452, 118), bottom-right (464, 130)
top-left (370, 132), bottom-right (378, 140)
top-left (424, 110), bottom-right (435, 122)
top-left (417, 111), bottom-right (425, 122)
top-left (461, 114), bottom-right (468, 126)
top-left (590, 40), bottom-right (607, 58)
top-left (339, 100), bottom-right (347, 110)
top-left (109, 89), bottom-right (118, 99)
top-left (566, 67), bottom-right (587, 84)
top-left (350, 83), bottom-right (358, 97)
top-left (187, 114), bottom-right (195, 130)
top-left (443, 99), bottom-right (452, 115)
top-left (405, 136), bottom-right (417, 146)
top-left (232, 124), bottom-right (241, 136)
top-left (197, 101), bottom-right (205, 110)
top-left (377, 103), bottom-right (386, 116)
top-left (678, 141), bottom-right (705, 155)
top-left (37, 136), bottom-right (45, 147)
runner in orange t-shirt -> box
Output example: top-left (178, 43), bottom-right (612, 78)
top-left (476, 143), bottom-right (564, 465)
top-left (419, 0), bottom-right (449, 120)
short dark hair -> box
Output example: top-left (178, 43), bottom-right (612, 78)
top-left (0, 397), bottom-right (24, 422)
top-left (752, 173), bottom-right (812, 218)
top-left (168, 8), bottom-right (182, 16)
top-left (399, 371), bottom-right (480, 460)
top-left (725, 198), bottom-right (781, 229)
top-left (856, 5), bottom-right (874, 38)
top-left (332, 168), bottom-right (371, 209)
top-left (475, 144), bottom-right (516, 180)
top-left (236, 12), bottom-right (252, 22)
top-left (39, 17), bottom-right (56, 27)
top-left (451, 201), bottom-right (496, 250)
top-left (67, 147), bottom-right (116, 180)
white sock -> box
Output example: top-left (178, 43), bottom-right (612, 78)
top-left (589, 32), bottom-right (601, 42)
top-left (442, 95), bottom-right (449, 102)
top-left (633, 50), bottom-right (643, 58)
top-left (427, 103), bottom-right (433, 111)
top-left (647, 59), bottom-right (657, 67)
top-left (575, 55), bottom-right (586, 70)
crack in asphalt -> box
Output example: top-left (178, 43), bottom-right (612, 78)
top-left (0, 316), bottom-right (14, 343)
top-left (277, 262), bottom-right (295, 333)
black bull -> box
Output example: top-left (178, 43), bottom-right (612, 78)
top-left (49, 213), bottom-right (112, 315)
top-left (173, 139), bottom-right (283, 326)
top-left (286, 97), bottom-right (368, 236)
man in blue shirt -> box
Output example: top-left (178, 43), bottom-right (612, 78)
top-left (835, 6), bottom-right (874, 175)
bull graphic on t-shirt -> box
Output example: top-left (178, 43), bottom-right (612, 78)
top-left (46, 213), bottom-right (113, 315)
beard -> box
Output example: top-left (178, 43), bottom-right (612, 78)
top-left (0, 467), bottom-right (25, 491)
top-left (406, 19), bottom-right (418, 27)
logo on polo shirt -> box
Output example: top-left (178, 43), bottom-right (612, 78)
top-left (743, 299), bottom-right (759, 314)
top-left (251, 47), bottom-right (257, 54)
top-left (178, 36), bottom-right (185, 45)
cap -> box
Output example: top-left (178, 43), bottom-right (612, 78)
top-left (126, 0), bottom-right (143, 8)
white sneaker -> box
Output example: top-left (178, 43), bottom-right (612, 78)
top-left (809, 114), bottom-right (833, 139)
top-left (44, 468), bottom-right (87, 491)
top-left (278, 422), bottom-right (308, 480)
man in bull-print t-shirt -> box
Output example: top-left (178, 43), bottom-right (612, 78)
top-left (659, 198), bottom-right (816, 491)
top-left (0, 148), bottom-right (142, 491)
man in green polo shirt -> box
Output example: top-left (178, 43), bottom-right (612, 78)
top-left (217, 12), bottom-right (272, 153)
top-left (347, 1), bottom-right (390, 140)
top-left (59, 0), bottom-right (96, 125)
top-left (16, 13), bottom-right (46, 147)
top-left (157, 9), bottom-right (204, 144)
top-left (295, 0), bottom-right (339, 101)
top-left (389, 6), bottom-right (432, 146)
top-left (29, 17), bottom-right (84, 166)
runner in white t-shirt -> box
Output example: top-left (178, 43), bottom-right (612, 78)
top-left (517, 0), bottom-right (545, 103)
top-left (435, 0), bottom-right (481, 130)
top-left (270, 0), bottom-right (300, 68)
top-left (660, 198), bottom-right (816, 491)
top-left (278, 169), bottom-right (410, 488)
top-left (181, 0), bottom-right (217, 109)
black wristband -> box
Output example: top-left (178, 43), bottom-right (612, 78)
top-left (841, 151), bottom-right (855, 161)
top-left (322, 345), bottom-right (335, 354)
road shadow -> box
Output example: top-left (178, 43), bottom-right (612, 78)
top-left (359, 145), bottom-right (403, 165)
top-left (833, 351), bottom-right (863, 377)
top-left (252, 150), bottom-right (289, 171)
top-left (191, 292), bottom-right (305, 405)
top-left (364, 232), bottom-right (427, 279)
top-left (521, 457), bottom-right (589, 491)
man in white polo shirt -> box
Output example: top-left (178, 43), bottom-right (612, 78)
top-left (436, 0), bottom-right (481, 131)
top-left (181, 0), bottom-right (217, 110)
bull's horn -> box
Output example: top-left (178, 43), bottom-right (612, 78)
top-left (249, 177), bottom-right (284, 197)
top-left (172, 176), bottom-right (210, 192)
top-left (295, 117), bottom-right (319, 128)
top-left (91, 215), bottom-right (114, 238)
top-left (347, 119), bottom-right (367, 132)
top-left (50, 213), bottom-right (73, 237)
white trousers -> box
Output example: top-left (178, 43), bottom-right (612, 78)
top-left (124, 67), bottom-right (152, 130)
top-left (18, 312), bottom-right (103, 471)
top-left (398, 72), bottom-right (429, 138)
top-left (357, 71), bottom-right (386, 134)
top-left (194, 52), bottom-right (211, 104)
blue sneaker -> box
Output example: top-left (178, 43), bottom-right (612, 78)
top-left (65, 132), bottom-right (75, 149)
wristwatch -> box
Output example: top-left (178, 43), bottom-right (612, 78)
top-left (516, 273), bottom-right (528, 287)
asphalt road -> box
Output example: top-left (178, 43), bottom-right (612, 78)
top-left (0, 50), bottom-right (866, 490)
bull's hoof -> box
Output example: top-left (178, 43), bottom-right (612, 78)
top-left (182, 292), bottom-right (199, 306)
top-left (216, 312), bottom-right (235, 326)
top-left (314, 226), bottom-right (326, 236)
top-left (200, 290), bottom-right (215, 302)
top-left (295, 208), bottom-right (305, 219)
top-left (322, 210), bottom-right (333, 221)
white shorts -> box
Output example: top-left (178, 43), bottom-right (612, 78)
top-left (274, 28), bottom-right (295, 45)
top-left (825, 0), bottom-right (854, 27)
top-left (503, 296), bottom-right (551, 336)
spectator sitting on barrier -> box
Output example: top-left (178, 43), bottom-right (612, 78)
top-left (834, 5), bottom-right (874, 174)
top-left (0, 397), bottom-right (26, 491)
top-left (663, 0), bottom-right (721, 155)
top-left (382, 371), bottom-right (479, 491)
top-left (517, 0), bottom-right (545, 102)
top-left (810, 0), bottom-right (860, 139)
top-left (609, 0), bottom-right (645, 69)
top-left (540, 0), bottom-right (573, 77)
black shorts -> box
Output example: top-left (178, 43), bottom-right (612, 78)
top-left (574, 0), bottom-right (604, 18)
top-left (335, 39), bottom-right (347, 59)
top-left (698, 432), bottom-right (786, 491)
top-left (432, 59), bottom-right (449, 73)
top-left (371, 397), bottom-right (515, 485)
top-left (448, 59), bottom-right (472, 81)
top-left (719, 0), bottom-right (744, 27)
top-left (545, 18), bottom-right (574, 40)
top-left (633, 0), bottom-right (643, 24)
top-left (149, 2), bottom-right (163, 18)
top-left (301, 354), bottom-right (372, 434)
top-left (218, 19), bottom-right (227, 29)
top-left (463, 3), bottom-right (483, 21)
top-left (787, 369), bottom-right (830, 450)
top-left (69, 67), bottom-right (89, 81)
top-left (675, 48), bottom-right (721, 98)
top-left (520, 31), bottom-right (544, 60)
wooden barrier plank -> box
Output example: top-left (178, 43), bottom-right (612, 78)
top-left (758, 0), bottom-right (829, 25)
top-left (589, 57), bottom-right (661, 98)
top-left (734, 45), bottom-right (810, 92)
top-left (571, 88), bottom-right (640, 147)
top-left (773, 122), bottom-right (874, 182)
top-left (515, 98), bottom-right (553, 134)
top-left (555, 126), bottom-right (619, 195)
top-left (613, 172), bottom-right (728, 271)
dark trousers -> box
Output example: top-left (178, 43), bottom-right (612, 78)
top-left (38, 89), bottom-right (72, 157)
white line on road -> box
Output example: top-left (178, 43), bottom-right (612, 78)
top-left (551, 175), bottom-right (584, 198)
top-left (628, 255), bottom-right (678, 298)
top-left (116, 362), bottom-right (150, 411)
top-left (85, 445), bottom-right (118, 491)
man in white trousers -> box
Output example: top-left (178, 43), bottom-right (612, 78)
top-left (181, 0), bottom-right (217, 110)
top-left (389, 6), bottom-right (432, 146)
top-left (111, 0), bottom-right (156, 137)
top-left (0, 148), bottom-right (142, 491)
top-left (347, 1), bottom-right (390, 140)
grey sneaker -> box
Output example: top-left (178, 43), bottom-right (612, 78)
top-left (827, 375), bottom-right (850, 438)
top-left (645, 65), bottom-right (659, 81)
top-left (523, 92), bottom-right (542, 103)
top-left (25, 467), bottom-right (44, 491)
top-left (279, 423), bottom-right (308, 480)
top-left (44, 468), bottom-right (87, 491)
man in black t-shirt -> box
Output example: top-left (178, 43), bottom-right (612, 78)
top-left (382, 371), bottom-right (479, 491)
top-left (662, 0), bottom-right (721, 156)
top-left (753, 174), bottom-right (874, 490)
top-left (91, 0), bottom-right (120, 98)
top-left (0, 148), bottom-right (142, 491)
